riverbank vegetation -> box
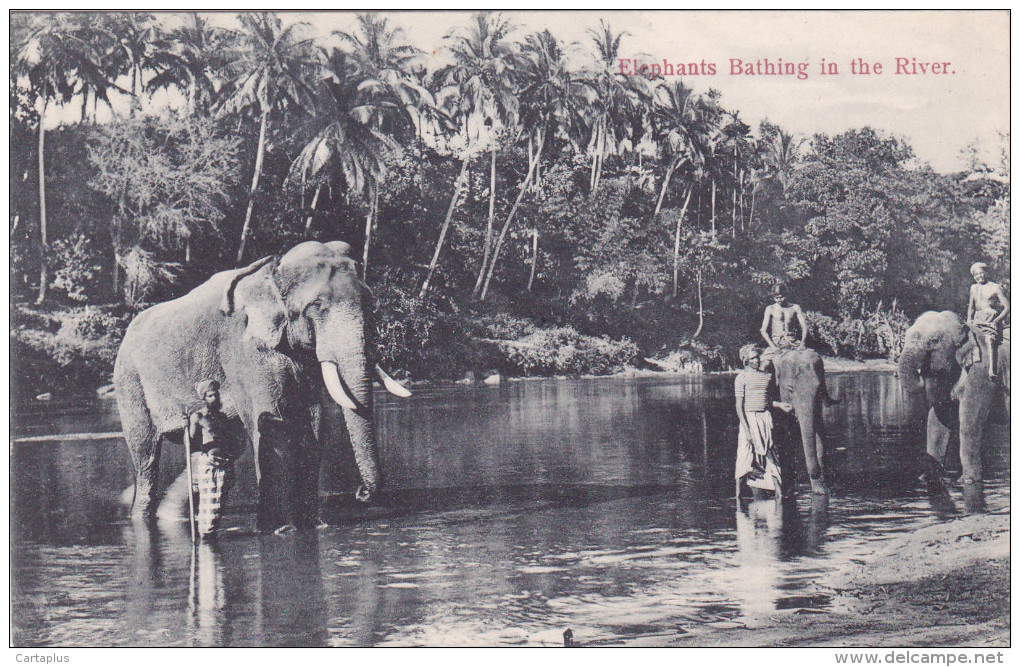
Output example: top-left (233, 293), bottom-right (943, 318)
top-left (10, 12), bottom-right (1010, 398)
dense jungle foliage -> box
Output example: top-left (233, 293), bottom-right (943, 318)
top-left (10, 12), bottom-right (1010, 397)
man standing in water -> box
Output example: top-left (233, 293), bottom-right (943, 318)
top-left (734, 344), bottom-right (794, 499)
top-left (760, 284), bottom-right (807, 368)
top-left (183, 380), bottom-right (238, 536)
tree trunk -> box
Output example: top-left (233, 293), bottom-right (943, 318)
top-left (303, 184), bottom-right (323, 236)
top-left (526, 228), bottom-right (538, 291)
top-left (473, 148), bottom-right (498, 297)
top-left (595, 123), bottom-right (607, 191)
top-left (35, 104), bottom-right (48, 305)
top-left (111, 219), bottom-right (121, 298)
top-left (748, 188), bottom-right (756, 228)
top-left (185, 238), bottom-right (191, 265)
top-left (732, 186), bottom-right (738, 238)
top-left (691, 268), bottom-right (704, 340)
top-left (671, 187), bottom-right (694, 298)
top-left (419, 154), bottom-right (471, 299)
top-left (480, 132), bottom-right (546, 301)
top-left (653, 159), bottom-right (678, 218)
top-left (711, 179), bottom-right (717, 235)
top-left (362, 188), bottom-right (377, 280)
top-left (236, 108), bottom-right (269, 265)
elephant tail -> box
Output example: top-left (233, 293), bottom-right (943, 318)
top-left (822, 387), bottom-right (840, 407)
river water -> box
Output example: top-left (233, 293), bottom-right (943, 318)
top-left (11, 372), bottom-right (1009, 647)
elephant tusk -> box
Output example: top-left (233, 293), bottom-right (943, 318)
top-left (321, 361), bottom-right (358, 410)
top-left (375, 364), bottom-right (412, 397)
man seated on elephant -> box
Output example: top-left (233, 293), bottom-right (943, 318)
top-left (966, 262), bottom-right (1009, 381)
top-left (760, 284), bottom-right (807, 369)
top-left (734, 344), bottom-right (794, 500)
top-left (184, 380), bottom-right (239, 536)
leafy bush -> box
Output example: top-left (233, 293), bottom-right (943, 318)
top-left (655, 341), bottom-right (728, 373)
top-left (499, 326), bottom-right (639, 376)
top-left (372, 281), bottom-right (473, 380)
top-left (49, 234), bottom-right (104, 302)
top-left (804, 307), bottom-right (910, 360)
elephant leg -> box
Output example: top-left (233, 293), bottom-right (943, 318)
top-left (256, 414), bottom-right (295, 533)
top-left (117, 366), bottom-right (162, 520)
top-left (155, 469), bottom-right (191, 523)
top-left (796, 404), bottom-right (828, 494)
top-left (293, 425), bottom-right (322, 530)
top-left (959, 381), bottom-right (993, 484)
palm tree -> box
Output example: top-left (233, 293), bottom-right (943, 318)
top-left (762, 126), bottom-right (804, 198)
top-left (426, 11), bottom-right (518, 299)
top-left (16, 15), bottom-right (83, 304)
top-left (334, 13), bottom-right (426, 140)
top-left (648, 80), bottom-right (706, 218)
top-left (479, 29), bottom-right (594, 301)
top-left (332, 13), bottom-right (425, 276)
top-left (146, 13), bottom-right (224, 116)
top-left (649, 81), bottom-right (718, 298)
top-left (104, 12), bottom-right (156, 108)
top-left (217, 12), bottom-right (319, 264)
top-left (583, 20), bottom-right (643, 194)
top-left (289, 49), bottom-right (400, 275)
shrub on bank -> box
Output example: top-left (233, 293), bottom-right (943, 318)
top-left (11, 305), bottom-right (132, 399)
top-left (499, 326), bottom-right (639, 376)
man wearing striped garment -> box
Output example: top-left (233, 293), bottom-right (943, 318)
top-left (734, 343), bottom-right (793, 500)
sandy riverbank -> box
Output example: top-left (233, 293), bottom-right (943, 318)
top-left (636, 510), bottom-right (1010, 648)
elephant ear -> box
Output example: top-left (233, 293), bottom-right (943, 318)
top-left (220, 256), bottom-right (287, 349)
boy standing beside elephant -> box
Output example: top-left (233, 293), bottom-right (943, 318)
top-left (965, 262), bottom-right (1009, 380)
top-left (184, 380), bottom-right (239, 536)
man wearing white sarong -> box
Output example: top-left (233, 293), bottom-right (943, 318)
top-left (734, 344), bottom-right (793, 499)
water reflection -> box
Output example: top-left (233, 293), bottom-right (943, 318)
top-left (11, 373), bottom-right (1010, 646)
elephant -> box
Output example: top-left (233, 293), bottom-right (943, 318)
top-left (898, 310), bottom-right (1010, 488)
top-left (769, 348), bottom-right (839, 495)
top-left (114, 241), bottom-right (411, 531)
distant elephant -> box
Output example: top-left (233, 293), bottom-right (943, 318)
top-left (770, 348), bottom-right (838, 494)
top-left (898, 310), bottom-right (1010, 486)
top-left (114, 241), bottom-right (411, 531)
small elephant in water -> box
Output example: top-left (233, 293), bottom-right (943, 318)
top-left (114, 241), bottom-right (411, 531)
top-left (898, 310), bottom-right (1010, 488)
top-left (769, 348), bottom-right (839, 494)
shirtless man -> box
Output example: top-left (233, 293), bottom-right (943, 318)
top-left (760, 284), bottom-right (807, 368)
top-left (183, 380), bottom-right (238, 536)
top-left (966, 262), bottom-right (1009, 380)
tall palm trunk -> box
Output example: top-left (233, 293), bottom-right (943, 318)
top-left (35, 103), bottom-right (48, 305)
top-left (480, 132), bottom-right (546, 301)
top-left (653, 158), bottom-right (679, 218)
top-left (671, 187), bottom-right (694, 298)
top-left (303, 184), bottom-right (323, 236)
top-left (362, 189), bottom-right (378, 280)
top-left (473, 148), bottom-right (498, 297)
top-left (594, 123), bottom-right (607, 192)
top-left (691, 268), bottom-right (704, 339)
top-left (526, 228), bottom-right (539, 291)
top-left (710, 178), bottom-right (717, 235)
top-left (236, 107), bottom-right (269, 264)
top-left (419, 154), bottom-right (471, 299)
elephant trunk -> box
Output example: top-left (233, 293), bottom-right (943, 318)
top-left (319, 308), bottom-right (383, 502)
top-left (898, 342), bottom-right (930, 435)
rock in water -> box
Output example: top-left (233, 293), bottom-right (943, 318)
top-left (35, 392), bottom-right (52, 401)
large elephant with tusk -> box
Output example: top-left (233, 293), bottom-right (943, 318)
top-left (114, 241), bottom-right (411, 531)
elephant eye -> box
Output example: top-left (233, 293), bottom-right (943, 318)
top-left (306, 298), bottom-right (327, 315)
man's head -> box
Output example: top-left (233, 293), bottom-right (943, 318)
top-left (195, 379), bottom-right (221, 409)
top-left (970, 262), bottom-right (989, 284)
top-left (771, 283), bottom-right (788, 303)
top-left (739, 343), bottom-right (762, 369)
